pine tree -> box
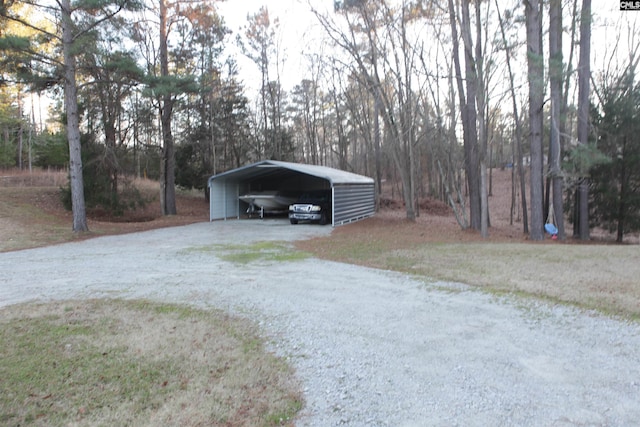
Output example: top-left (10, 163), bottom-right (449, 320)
top-left (590, 68), bottom-right (640, 243)
top-left (1, 0), bottom-right (141, 231)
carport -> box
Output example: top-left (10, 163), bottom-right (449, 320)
top-left (207, 160), bottom-right (375, 226)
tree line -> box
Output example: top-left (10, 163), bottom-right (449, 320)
top-left (1, 0), bottom-right (639, 242)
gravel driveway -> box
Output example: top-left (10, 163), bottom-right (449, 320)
top-left (2, 220), bottom-right (640, 426)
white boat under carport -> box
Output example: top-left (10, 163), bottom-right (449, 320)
top-left (207, 160), bottom-right (375, 226)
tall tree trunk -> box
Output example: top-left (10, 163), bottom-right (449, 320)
top-left (159, 0), bottom-right (176, 215)
top-left (448, 65), bottom-right (469, 228)
top-left (17, 90), bottom-right (23, 170)
top-left (460, 0), bottom-right (481, 231)
top-left (331, 84), bottom-right (348, 171)
top-left (577, 0), bottom-right (591, 240)
top-left (526, 0), bottom-right (545, 240)
top-left (62, 0), bottom-right (88, 232)
top-left (616, 144), bottom-right (627, 243)
top-left (374, 94), bottom-right (382, 197)
top-left (449, 0), bottom-right (481, 231)
top-left (549, 0), bottom-right (565, 239)
top-left (474, 0), bottom-right (488, 237)
top-left (561, 0), bottom-right (578, 231)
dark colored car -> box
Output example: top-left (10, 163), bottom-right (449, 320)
top-left (288, 190), bottom-right (331, 225)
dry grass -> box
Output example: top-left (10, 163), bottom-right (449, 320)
top-left (0, 186), bottom-right (74, 251)
top-left (1, 170), bottom-right (301, 426)
top-left (296, 202), bottom-right (640, 319)
top-left (0, 299), bottom-right (302, 427)
top-left (0, 169), bottom-right (209, 252)
top-left (0, 168), bottom-right (68, 188)
top-left (294, 168), bottom-right (640, 319)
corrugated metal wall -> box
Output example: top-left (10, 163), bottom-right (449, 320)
top-left (209, 180), bottom-right (240, 221)
top-left (333, 184), bottom-right (375, 226)
top-left (209, 166), bottom-right (375, 226)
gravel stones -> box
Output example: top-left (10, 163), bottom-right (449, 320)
top-left (2, 220), bottom-right (640, 426)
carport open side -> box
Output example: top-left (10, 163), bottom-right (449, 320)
top-left (208, 160), bottom-right (375, 226)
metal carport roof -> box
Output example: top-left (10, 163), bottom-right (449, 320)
top-left (207, 160), bottom-right (374, 186)
top-left (208, 160), bottom-right (375, 226)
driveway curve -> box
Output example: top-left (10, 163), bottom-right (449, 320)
top-left (2, 220), bottom-right (640, 426)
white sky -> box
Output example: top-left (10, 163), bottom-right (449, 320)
top-left (216, 0), bottom-right (333, 96)
top-left (215, 0), bottom-right (638, 100)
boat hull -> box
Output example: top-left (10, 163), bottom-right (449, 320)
top-left (239, 191), bottom-right (297, 211)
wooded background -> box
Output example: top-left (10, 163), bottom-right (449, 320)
top-left (1, 0), bottom-right (638, 242)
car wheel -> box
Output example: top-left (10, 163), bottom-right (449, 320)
top-left (319, 212), bottom-right (328, 225)
top-left (290, 218), bottom-right (298, 225)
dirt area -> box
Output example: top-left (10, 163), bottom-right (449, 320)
top-left (374, 169), bottom-right (528, 243)
top-left (3, 167), bottom-right (637, 252)
top-left (46, 186), bottom-right (209, 234)
top-left (0, 173), bottom-right (210, 251)
top-left (0, 168), bottom-right (532, 248)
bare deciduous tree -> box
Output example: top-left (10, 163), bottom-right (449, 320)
top-left (312, 0), bottom-right (423, 220)
top-left (449, 0), bottom-right (482, 231)
top-left (495, 0), bottom-right (528, 234)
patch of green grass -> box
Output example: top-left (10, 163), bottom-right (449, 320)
top-left (323, 237), bottom-right (400, 262)
top-left (0, 299), bottom-right (303, 426)
top-left (263, 398), bottom-right (304, 426)
top-left (126, 299), bottom-right (203, 319)
top-left (190, 241), bottom-right (310, 265)
top-left (0, 314), bottom-right (174, 425)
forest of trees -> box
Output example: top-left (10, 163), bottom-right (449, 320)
top-left (0, 0), bottom-right (638, 242)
